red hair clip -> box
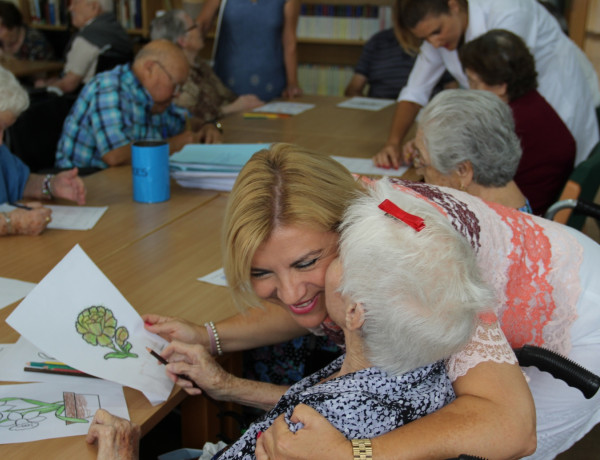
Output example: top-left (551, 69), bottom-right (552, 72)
top-left (378, 199), bottom-right (425, 232)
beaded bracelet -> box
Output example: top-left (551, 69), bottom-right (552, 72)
top-left (204, 321), bottom-right (223, 356)
top-left (42, 174), bottom-right (54, 199)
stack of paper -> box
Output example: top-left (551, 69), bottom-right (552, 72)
top-left (170, 143), bottom-right (271, 191)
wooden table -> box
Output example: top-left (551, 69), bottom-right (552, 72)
top-left (1, 57), bottom-right (64, 78)
top-left (0, 95), bottom-right (410, 458)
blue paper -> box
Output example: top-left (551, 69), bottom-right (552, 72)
top-left (170, 143), bottom-right (271, 168)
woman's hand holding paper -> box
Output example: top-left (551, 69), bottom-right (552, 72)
top-left (143, 314), bottom-right (205, 344)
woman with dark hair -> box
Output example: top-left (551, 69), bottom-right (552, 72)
top-left (0, 0), bottom-right (54, 60)
top-left (458, 29), bottom-right (576, 216)
top-left (372, 0), bottom-right (599, 170)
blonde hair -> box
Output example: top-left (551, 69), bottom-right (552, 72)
top-left (338, 179), bottom-right (492, 376)
top-left (223, 143), bottom-right (363, 311)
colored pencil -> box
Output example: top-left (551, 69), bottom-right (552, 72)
top-left (24, 366), bottom-right (97, 378)
top-left (146, 347), bottom-right (201, 390)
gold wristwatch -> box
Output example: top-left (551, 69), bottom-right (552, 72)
top-left (351, 439), bottom-right (372, 460)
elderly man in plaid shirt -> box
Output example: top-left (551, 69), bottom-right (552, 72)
top-left (55, 39), bottom-right (221, 170)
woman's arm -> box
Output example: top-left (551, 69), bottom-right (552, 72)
top-left (258, 361), bottom-right (536, 459)
top-left (344, 74), bottom-right (367, 97)
top-left (144, 301), bottom-right (309, 352)
top-left (281, 0), bottom-right (302, 98)
top-left (372, 100), bottom-right (421, 169)
top-left (162, 340), bottom-right (290, 410)
top-left (196, 0), bottom-right (222, 35)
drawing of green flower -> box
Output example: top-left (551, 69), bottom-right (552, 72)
top-left (76, 306), bottom-right (138, 360)
top-left (0, 397), bottom-right (88, 429)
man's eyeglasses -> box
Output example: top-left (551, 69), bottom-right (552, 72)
top-left (154, 60), bottom-right (182, 95)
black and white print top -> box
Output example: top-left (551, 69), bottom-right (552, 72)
top-left (219, 355), bottom-right (455, 459)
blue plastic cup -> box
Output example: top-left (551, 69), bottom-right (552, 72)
top-left (131, 140), bottom-right (170, 203)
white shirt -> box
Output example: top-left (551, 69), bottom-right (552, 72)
top-left (399, 0), bottom-right (600, 165)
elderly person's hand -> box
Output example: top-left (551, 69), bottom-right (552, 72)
top-left (51, 168), bottom-right (86, 205)
top-left (143, 313), bottom-right (205, 344)
top-left (256, 404), bottom-right (351, 460)
top-left (225, 94), bottom-right (264, 114)
top-left (6, 203), bottom-right (52, 236)
top-left (86, 409), bottom-right (140, 460)
top-left (373, 143), bottom-right (403, 169)
top-left (160, 340), bottom-right (232, 398)
top-left (282, 85), bottom-right (303, 99)
top-left (193, 123), bottom-right (222, 144)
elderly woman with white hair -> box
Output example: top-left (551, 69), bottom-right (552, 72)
top-left (412, 88), bottom-right (533, 213)
top-left (0, 65), bottom-right (86, 236)
top-left (87, 178), bottom-right (490, 460)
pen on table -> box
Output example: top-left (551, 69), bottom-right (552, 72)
top-left (9, 202), bottom-right (33, 210)
top-left (146, 347), bottom-right (202, 390)
top-left (243, 112), bottom-right (291, 119)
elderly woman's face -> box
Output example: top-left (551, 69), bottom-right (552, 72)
top-left (250, 225), bottom-right (339, 330)
top-left (0, 110), bottom-right (17, 146)
top-left (324, 257), bottom-right (350, 328)
top-left (414, 128), bottom-right (462, 189)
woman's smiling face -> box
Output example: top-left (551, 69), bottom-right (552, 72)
top-left (250, 225), bottom-right (339, 330)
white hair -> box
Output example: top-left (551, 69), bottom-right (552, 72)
top-left (337, 180), bottom-right (493, 376)
top-left (419, 89), bottom-right (522, 187)
top-left (92, 0), bottom-right (113, 13)
top-left (0, 65), bottom-right (30, 115)
top-left (150, 9), bottom-right (188, 42)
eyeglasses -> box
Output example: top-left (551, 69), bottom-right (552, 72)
top-left (154, 60), bottom-right (182, 95)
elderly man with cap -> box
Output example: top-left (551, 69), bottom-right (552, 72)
top-left (55, 40), bottom-right (221, 170)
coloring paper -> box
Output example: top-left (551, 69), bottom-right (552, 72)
top-left (0, 380), bottom-right (127, 444)
top-left (0, 336), bottom-right (100, 385)
top-left (0, 277), bottom-right (35, 311)
top-left (6, 245), bottom-right (174, 405)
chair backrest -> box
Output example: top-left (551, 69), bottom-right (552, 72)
top-left (95, 51), bottom-right (133, 75)
top-left (551, 141), bottom-right (600, 229)
top-left (5, 91), bottom-right (77, 173)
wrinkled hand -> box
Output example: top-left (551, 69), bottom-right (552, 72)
top-left (9, 203), bottom-right (52, 235)
top-left (373, 143), bottom-right (403, 169)
top-left (160, 340), bottom-right (232, 398)
top-left (256, 404), bottom-right (351, 460)
top-left (142, 314), bottom-right (204, 344)
top-left (193, 124), bottom-right (222, 144)
top-left (51, 168), bottom-right (86, 205)
top-left (232, 94), bottom-right (264, 112)
top-left (86, 409), bottom-right (140, 460)
top-left (282, 85), bottom-right (303, 99)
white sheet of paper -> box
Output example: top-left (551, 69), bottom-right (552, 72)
top-left (0, 203), bottom-right (107, 231)
top-left (0, 336), bottom-right (101, 384)
top-left (46, 205), bottom-right (108, 230)
top-left (0, 380), bottom-right (127, 444)
top-left (7, 245), bottom-right (174, 405)
top-left (0, 277), bottom-right (36, 311)
top-left (198, 268), bottom-right (227, 287)
top-left (253, 102), bottom-right (315, 115)
top-left (331, 156), bottom-right (407, 177)
top-left (337, 97), bottom-right (396, 111)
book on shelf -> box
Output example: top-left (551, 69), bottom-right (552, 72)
top-left (298, 64), bottom-right (354, 96)
top-left (29, 0), bottom-right (66, 26)
top-left (297, 4), bottom-right (393, 41)
top-left (116, 0), bottom-right (142, 30)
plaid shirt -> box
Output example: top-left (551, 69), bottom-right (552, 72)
top-left (55, 64), bottom-right (188, 169)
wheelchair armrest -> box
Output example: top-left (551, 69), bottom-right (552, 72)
top-left (513, 345), bottom-right (600, 399)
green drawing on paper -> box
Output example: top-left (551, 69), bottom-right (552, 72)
top-left (76, 306), bottom-right (138, 360)
top-left (0, 393), bottom-right (95, 430)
